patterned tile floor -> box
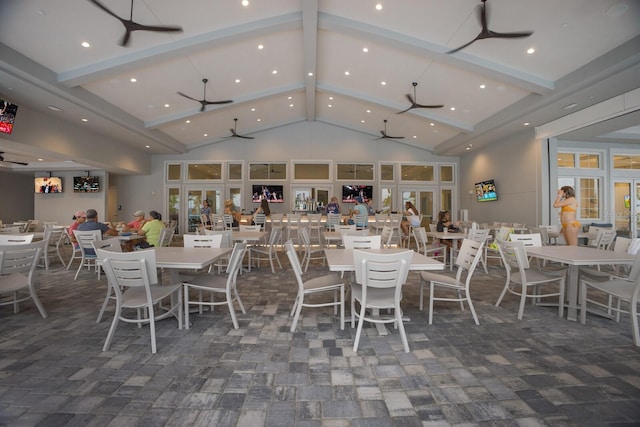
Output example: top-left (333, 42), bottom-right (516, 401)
top-left (1, 245), bottom-right (639, 426)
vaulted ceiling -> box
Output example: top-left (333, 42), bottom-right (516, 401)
top-left (0, 0), bottom-right (639, 170)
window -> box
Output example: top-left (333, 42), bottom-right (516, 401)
top-left (380, 164), bottom-right (394, 181)
top-left (293, 162), bottom-right (329, 180)
top-left (336, 163), bottom-right (374, 181)
top-left (228, 162), bottom-right (243, 180)
top-left (439, 164), bottom-right (454, 183)
top-left (187, 163), bottom-right (222, 180)
top-left (613, 155), bottom-right (640, 170)
top-left (557, 152), bottom-right (601, 169)
top-left (249, 163), bottom-right (287, 180)
top-left (400, 164), bottom-right (434, 182)
top-left (166, 163), bottom-right (182, 181)
top-left (579, 154), bottom-right (600, 169)
top-left (557, 153), bottom-right (575, 168)
top-left (580, 177), bottom-right (600, 219)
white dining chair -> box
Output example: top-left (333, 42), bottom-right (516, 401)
top-left (0, 234), bottom-right (34, 244)
top-left (297, 227), bottom-right (325, 272)
top-left (99, 248), bottom-right (183, 354)
top-left (285, 240), bottom-right (344, 332)
top-left (0, 240), bottom-right (48, 318)
top-left (351, 249), bottom-right (413, 352)
top-left (419, 238), bottom-right (485, 325)
top-left (412, 226), bottom-right (446, 264)
top-left (250, 226), bottom-right (283, 273)
top-left (580, 252), bottom-right (640, 347)
top-left (342, 235), bottom-right (381, 250)
top-left (94, 237), bottom-right (123, 323)
top-left (73, 229), bottom-right (102, 280)
top-left (182, 243), bottom-right (247, 330)
top-left (495, 240), bottom-right (566, 320)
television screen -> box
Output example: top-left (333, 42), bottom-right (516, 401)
top-left (74, 176), bottom-right (100, 192)
top-left (342, 185), bottom-right (373, 203)
top-left (252, 185), bottom-right (284, 203)
top-left (34, 177), bottom-right (63, 193)
top-left (475, 179), bottom-right (498, 202)
top-left (0, 100), bottom-right (18, 134)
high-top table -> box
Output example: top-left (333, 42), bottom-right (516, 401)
top-left (525, 245), bottom-right (636, 321)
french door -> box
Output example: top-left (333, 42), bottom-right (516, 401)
top-left (399, 187), bottom-right (437, 226)
top-left (612, 179), bottom-right (640, 238)
top-left (185, 186), bottom-right (223, 233)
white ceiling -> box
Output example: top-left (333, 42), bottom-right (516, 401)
top-left (0, 0), bottom-right (639, 171)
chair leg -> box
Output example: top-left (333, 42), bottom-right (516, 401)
top-left (290, 293), bottom-right (303, 332)
top-left (148, 305), bottom-right (157, 354)
top-left (467, 294), bottom-right (479, 325)
top-left (227, 289), bottom-right (239, 329)
top-left (428, 283), bottom-right (435, 325)
top-left (103, 302), bottom-right (121, 352)
top-left (96, 282), bottom-right (113, 323)
top-left (517, 284), bottom-right (527, 320)
top-left (396, 304), bottom-right (410, 353)
top-left (29, 287), bottom-right (48, 318)
top-left (184, 287), bottom-right (191, 330)
top-left (353, 301), bottom-right (367, 352)
top-left (73, 257), bottom-right (84, 280)
top-left (419, 278), bottom-right (425, 311)
top-left (339, 285), bottom-right (345, 330)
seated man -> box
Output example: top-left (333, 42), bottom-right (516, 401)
top-left (345, 197), bottom-right (369, 228)
top-left (76, 209), bottom-right (118, 254)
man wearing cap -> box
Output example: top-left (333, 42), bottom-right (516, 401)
top-left (68, 210), bottom-right (87, 248)
top-left (126, 210), bottom-right (146, 231)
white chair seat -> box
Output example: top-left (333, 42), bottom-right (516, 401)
top-left (304, 272), bottom-right (343, 292)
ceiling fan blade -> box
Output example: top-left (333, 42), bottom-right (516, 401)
top-left (130, 23), bottom-right (183, 33)
top-left (487, 30), bottom-right (533, 39)
top-left (203, 100), bottom-right (233, 105)
top-left (8, 160), bottom-right (29, 166)
top-left (120, 30), bottom-right (132, 47)
top-left (89, 0), bottom-right (122, 21)
top-left (447, 37), bottom-right (480, 54)
top-left (396, 94), bottom-right (416, 114)
top-left (236, 134), bottom-right (255, 140)
top-left (414, 103), bottom-right (444, 109)
top-left (177, 92), bottom-right (199, 102)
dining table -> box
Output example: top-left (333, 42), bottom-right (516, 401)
top-left (154, 246), bottom-right (232, 282)
top-left (426, 230), bottom-right (468, 270)
top-left (232, 230), bottom-right (268, 271)
top-left (525, 245), bottom-right (636, 321)
top-left (324, 247), bottom-right (445, 335)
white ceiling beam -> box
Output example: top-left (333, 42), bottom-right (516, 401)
top-left (302, 0), bottom-right (318, 122)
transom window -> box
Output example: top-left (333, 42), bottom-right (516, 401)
top-left (613, 155), bottom-right (640, 169)
top-left (249, 163), bottom-right (286, 180)
top-left (336, 163), bottom-right (374, 181)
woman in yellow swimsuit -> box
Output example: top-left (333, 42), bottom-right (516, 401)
top-left (553, 185), bottom-right (580, 245)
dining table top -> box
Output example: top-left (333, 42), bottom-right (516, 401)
top-left (154, 246), bottom-right (232, 270)
top-left (232, 230), bottom-right (268, 242)
top-left (324, 248), bottom-right (445, 272)
top-left (426, 231), bottom-right (468, 240)
top-left (525, 245), bottom-right (636, 265)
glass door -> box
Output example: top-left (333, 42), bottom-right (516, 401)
top-left (185, 186), bottom-right (223, 233)
top-left (399, 187), bottom-right (436, 226)
top-left (612, 180), bottom-right (640, 238)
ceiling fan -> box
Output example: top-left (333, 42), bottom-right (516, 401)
top-left (0, 152), bottom-right (28, 166)
top-left (396, 82), bottom-right (444, 114)
top-left (375, 120), bottom-right (404, 140)
top-left (226, 118), bottom-right (254, 139)
top-left (178, 79), bottom-right (233, 112)
top-left (89, 0), bottom-right (183, 47)
top-left (447, 0), bottom-right (533, 54)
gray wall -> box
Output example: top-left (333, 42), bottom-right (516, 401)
top-left (0, 170), bottom-right (33, 223)
top-left (459, 128), bottom-right (543, 227)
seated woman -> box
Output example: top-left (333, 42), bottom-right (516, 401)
top-left (137, 211), bottom-right (164, 247)
top-left (326, 196), bottom-right (341, 215)
top-left (224, 200), bottom-right (242, 228)
top-left (252, 198), bottom-right (271, 225)
top-left (436, 210), bottom-right (460, 257)
top-left (401, 201), bottom-right (421, 236)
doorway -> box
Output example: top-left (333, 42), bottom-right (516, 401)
top-left (612, 180), bottom-right (640, 238)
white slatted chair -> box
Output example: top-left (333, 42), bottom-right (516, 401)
top-left (485, 226), bottom-right (512, 267)
top-left (580, 252), bottom-right (640, 346)
top-left (200, 214), bottom-right (212, 231)
top-left (495, 240), bottom-right (566, 320)
top-left (342, 235), bottom-right (381, 250)
top-left (412, 227), bottom-right (446, 265)
top-left (285, 240), bottom-right (344, 332)
top-left (249, 226), bottom-right (283, 273)
top-left (419, 238), bottom-right (485, 324)
top-left (157, 226), bottom-right (175, 247)
top-left (183, 233), bottom-right (223, 249)
top-left (239, 224), bottom-right (262, 232)
top-left (204, 229), bottom-right (234, 273)
top-left (252, 213), bottom-right (267, 231)
top-left (183, 243), bottom-right (247, 330)
top-left (325, 213), bottom-right (341, 231)
top-left (371, 213), bottom-right (389, 235)
top-left (0, 234), bottom-right (34, 244)
top-left (351, 249), bottom-right (413, 352)
top-left (579, 237), bottom-right (633, 283)
top-left (0, 240), bottom-right (48, 318)
top-left (381, 225), bottom-right (395, 248)
top-left (451, 228), bottom-right (490, 274)
top-left (73, 230), bottom-right (102, 280)
top-left (99, 248), bottom-right (183, 354)
top-left (306, 213), bottom-right (323, 244)
top-left (286, 213), bottom-right (302, 246)
top-left (297, 227), bottom-right (325, 272)
top-left (94, 238), bottom-right (123, 323)
top-left (40, 225), bottom-right (66, 269)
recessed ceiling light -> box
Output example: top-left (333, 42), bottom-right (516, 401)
top-left (145, 145), bottom-right (150, 148)
top-left (272, 70), bottom-right (278, 74)
top-left (81, 41), bottom-right (90, 48)
top-left (203, 134), bottom-right (208, 137)
top-left (362, 47), bottom-right (368, 53)
top-left (288, 96), bottom-right (292, 100)
top-left (430, 123), bottom-right (435, 126)
top-left (381, 81), bottom-right (386, 86)
top-left (329, 96), bottom-right (334, 100)
top-left (344, 71), bottom-right (350, 76)
top-left (479, 84), bottom-right (486, 89)
top-left (450, 107), bottom-right (456, 111)
top-left (527, 48), bottom-right (535, 54)
top-left (308, 72), bottom-right (313, 76)
top-left (466, 146), bottom-right (471, 151)
top-left (375, 3), bottom-right (382, 11)
top-left (251, 108), bottom-right (256, 111)
top-left (38, 158), bottom-right (43, 161)
top-left (412, 135), bottom-right (417, 139)
top-left (241, 0), bottom-right (249, 6)
top-left (257, 118), bottom-right (261, 122)
top-left (361, 120), bottom-right (365, 123)
top-left (289, 104), bottom-right (294, 108)
top-left (524, 122), bottom-right (530, 126)
top-left (81, 118), bottom-right (88, 122)
top-left (563, 103), bottom-right (578, 110)
top-left (328, 104), bottom-right (332, 108)
top-left (130, 78), bottom-right (136, 83)
top-left (258, 44), bottom-right (264, 50)
top-left (47, 105), bottom-right (62, 112)
top-left (164, 104), bottom-right (170, 108)
top-left (235, 78), bottom-right (240, 83)
top-left (185, 120), bottom-right (191, 124)
top-left (366, 109), bottom-right (371, 113)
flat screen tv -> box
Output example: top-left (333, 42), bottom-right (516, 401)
top-left (252, 185), bottom-right (284, 203)
top-left (0, 100), bottom-right (18, 135)
top-left (342, 185), bottom-right (373, 203)
top-left (74, 176), bottom-right (100, 192)
top-left (475, 179), bottom-right (498, 202)
top-left (34, 177), bottom-right (63, 193)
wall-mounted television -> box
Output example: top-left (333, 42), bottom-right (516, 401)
top-left (475, 179), bottom-right (498, 202)
top-left (342, 185), bottom-right (373, 203)
top-left (252, 185), bottom-right (284, 203)
top-left (0, 100), bottom-right (18, 135)
top-left (34, 177), bottom-right (63, 193)
top-left (74, 176), bottom-right (100, 192)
